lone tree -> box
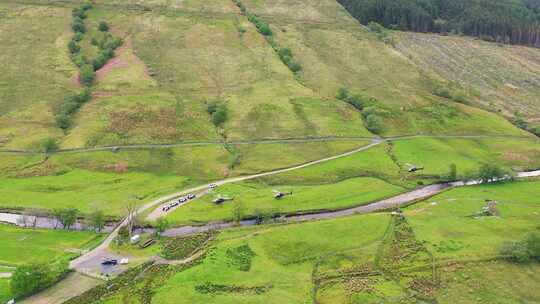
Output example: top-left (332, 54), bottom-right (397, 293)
top-left (98, 21), bottom-right (109, 32)
top-left (88, 208), bottom-right (105, 232)
top-left (52, 208), bottom-right (79, 229)
top-left (125, 200), bottom-right (138, 240)
top-left (155, 217), bottom-right (170, 237)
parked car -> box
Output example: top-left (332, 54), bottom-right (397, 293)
top-left (187, 193), bottom-right (196, 199)
top-left (209, 183), bottom-right (218, 189)
top-left (101, 259), bottom-right (118, 266)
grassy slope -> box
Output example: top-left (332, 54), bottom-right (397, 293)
top-left (391, 137), bottom-right (540, 178)
top-left (405, 179), bottom-right (540, 260)
top-left (242, 0), bottom-right (528, 137)
top-left (0, 3), bottom-right (78, 149)
top-left (396, 32), bottom-right (540, 124)
top-left (0, 279), bottom-right (10, 304)
top-left (0, 223), bottom-right (103, 266)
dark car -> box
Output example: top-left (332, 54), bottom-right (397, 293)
top-left (101, 259), bottom-right (118, 266)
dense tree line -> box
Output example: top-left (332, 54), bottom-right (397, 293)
top-left (338, 0), bottom-right (540, 47)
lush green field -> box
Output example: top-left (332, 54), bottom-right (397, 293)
top-left (405, 179), bottom-right (540, 260)
top-left (0, 169), bottom-right (190, 216)
top-left (0, 141), bottom-right (369, 216)
top-left (391, 137), bottom-right (540, 178)
top-left (164, 177), bottom-right (405, 225)
top-left (0, 223), bottom-right (104, 266)
top-left (69, 178), bottom-right (540, 303)
top-left (0, 279), bottom-right (10, 304)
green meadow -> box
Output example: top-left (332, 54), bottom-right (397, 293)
top-left (0, 223), bottom-right (103, 266)
top-left (68, 178), bottom-right (540, 303)
top-left (405, 179), bottom-right (540, 260)
top-left (0, 279), bottom-right (10, 303)
top-left (165, 177), bottom-right (405, 225)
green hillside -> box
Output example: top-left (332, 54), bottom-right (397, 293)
top-left (1, 0), bottom-right (540, 302)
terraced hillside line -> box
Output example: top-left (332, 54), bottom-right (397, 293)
top-left (0, 134), bottom-right (535, 155)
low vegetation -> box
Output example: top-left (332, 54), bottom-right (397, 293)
top-left (160, 232), bottom-right (213, 260)
top-left (10, 260), bottom-right (68, 300)
top-left (501, 232), bottom-right (540, 263)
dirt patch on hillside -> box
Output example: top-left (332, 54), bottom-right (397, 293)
top-left (95, 37), bottom-right (152, 82)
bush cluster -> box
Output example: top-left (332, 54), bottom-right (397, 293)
top-left (337, 87), bottom-right (385, 134)
top-left (207, 102), bottom-right (228, 127)
top-left (226, 244), bottom-right (256, 271)
top-left (11, 260), bottom-right (69, 299)
top-left (277, 47), bottom-right (301, 73)
top-left (501, 232), bottom-right (540, 263)
top-left (233, 0), bottom-right (302, 76)
top-left (160, 232), bottom-right (212, 260)
top-left (55, 89), bottom-right (91, 129)
top-left (432, 85), bottom-right (471, 104)
top-left (233, 0), bottom-right (272, 36)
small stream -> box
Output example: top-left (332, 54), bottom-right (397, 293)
top-left (0, 212), bottom-right (116, 232)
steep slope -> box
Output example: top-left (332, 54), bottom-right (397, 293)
top-left (0, 3), bottom-right (78, 149)
top-left (396, 31), bottom-right (540, 127)
top-left (240, 0), bottom-right (530, 136)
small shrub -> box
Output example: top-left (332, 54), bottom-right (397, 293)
top-left (452, 92), bottom-right (470, 104)
top-left (71, 17), bottom-right (86, 33)
top-left (98, 21), bottom-right (109, 32)
top-left (73, 32), bottom-right (84, 42)
top-left (433, 86), bottom-right (452, 99)
top-left (207, 102), bottom-right (228, 127)
top-left (501, 232), bottom-right (540, 263)
top-left (476, 163), bottom-right (509, 183)
top-left (226, 244), bottom-right (256, 271)
top-left (40, 138), bottom-right (59, 153)
top-left (68, 40), bottom-right (80, 54)
top-left (336, 87), bottom-right (349, 100)
top-left (80, 64), bottom-right (95, 86)
top-left (365, 114), bottom-right (384, 134)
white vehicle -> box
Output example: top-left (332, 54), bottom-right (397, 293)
top-left (130, 234), bottom-right (141, 244)
top-left (209, 183), bottom-right (218, 189)
top-left (119, 258), bottom-right (129, 265)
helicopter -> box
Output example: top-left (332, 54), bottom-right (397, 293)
top-left (212, 194), bottom-right (233, 204)
top-left (406, 163), bottom-right (424, 173)
top-left (273, 189), bottom-right (293, 200)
